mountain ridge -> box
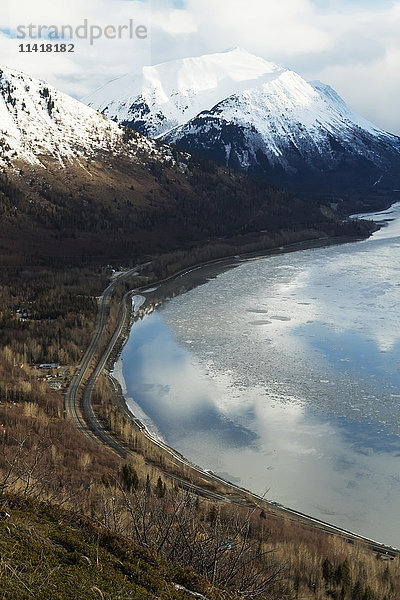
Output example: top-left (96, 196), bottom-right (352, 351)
top-left (83, 47), bottom-right (285, 138)
top-left (83, 48), bottom-right (400, 192)
top-left (0, 64), bottom-right (174, 170)
top-left (1, 63), bottom-right (372, 267)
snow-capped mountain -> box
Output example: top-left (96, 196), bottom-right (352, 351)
top-left (0, 62), bottom-right (379, 267)
top-left (0, 65), bottom-right (169, 169)
top-left (84, 48), bottom-right (400, 191)
top-left (83, 48), bottom-right (284, 138)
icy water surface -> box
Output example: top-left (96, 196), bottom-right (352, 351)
top-left (117, 204), bottom-right (400, 546)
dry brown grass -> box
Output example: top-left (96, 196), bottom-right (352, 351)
top-left (1, 347), bottom-right (399, 599)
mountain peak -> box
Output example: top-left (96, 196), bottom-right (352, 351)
top-left (83, 49), bottom-right (400, 191)
top-left (83, 49), bottom-right (284, 138)
top-left (221, 46), bottom-right (246, 52)
top-left (220, 46), bottom-right (258, 56)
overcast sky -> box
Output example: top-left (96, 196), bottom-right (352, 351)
top-left (1, 0), bottom-right (399, 134)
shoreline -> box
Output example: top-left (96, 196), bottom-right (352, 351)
top-left (109, 233), bottom-right (368, 445)
top-left (109, 228), bottom-right (382, 442)
top-left (102, 220), bottom-right (399, 553)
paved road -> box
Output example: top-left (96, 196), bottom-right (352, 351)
top-left (64, 269), bottom-right (399, 559)
top-left (64, 269), bottom-right (137, 446)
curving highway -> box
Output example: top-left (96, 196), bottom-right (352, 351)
top-left (64, 269), bottom-right (137, 448)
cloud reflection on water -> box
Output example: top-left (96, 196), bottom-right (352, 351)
top-left (118, 204), bottom-right (400, 546)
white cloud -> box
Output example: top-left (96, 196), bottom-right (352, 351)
top-left (1, 0), bottom-right (399, 134)
top-left (1, 1), bottom-right (152, 98)
top-left (148, 0), bottom-right (400, 134)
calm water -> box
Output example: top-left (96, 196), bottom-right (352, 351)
top-left (116, 204), bottom-right (400, 546)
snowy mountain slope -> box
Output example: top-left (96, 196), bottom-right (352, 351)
top-left (84, 49), bottom-right (400, 190)
top-left (163, 70), bottom-right (400, 186)
top-left (83, 48), bottom-right (284, 137)
top-left (0, 65), bottom-right (169, 169)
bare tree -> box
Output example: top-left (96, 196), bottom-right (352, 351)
top-left (109, 477), bottom-right (286, 599)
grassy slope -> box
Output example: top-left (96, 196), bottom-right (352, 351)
top-left (0, 345), bottom-right (399, 600)
top-left (0, 495), bottom-right (233, 600)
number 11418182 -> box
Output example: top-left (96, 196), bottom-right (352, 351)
top-left (19, 43), bottom-right (75, 53)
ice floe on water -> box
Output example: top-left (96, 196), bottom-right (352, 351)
top-left (159, 204), bottom-right (400, 437)
top-left (132, 295), bottom-right (146, 312)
